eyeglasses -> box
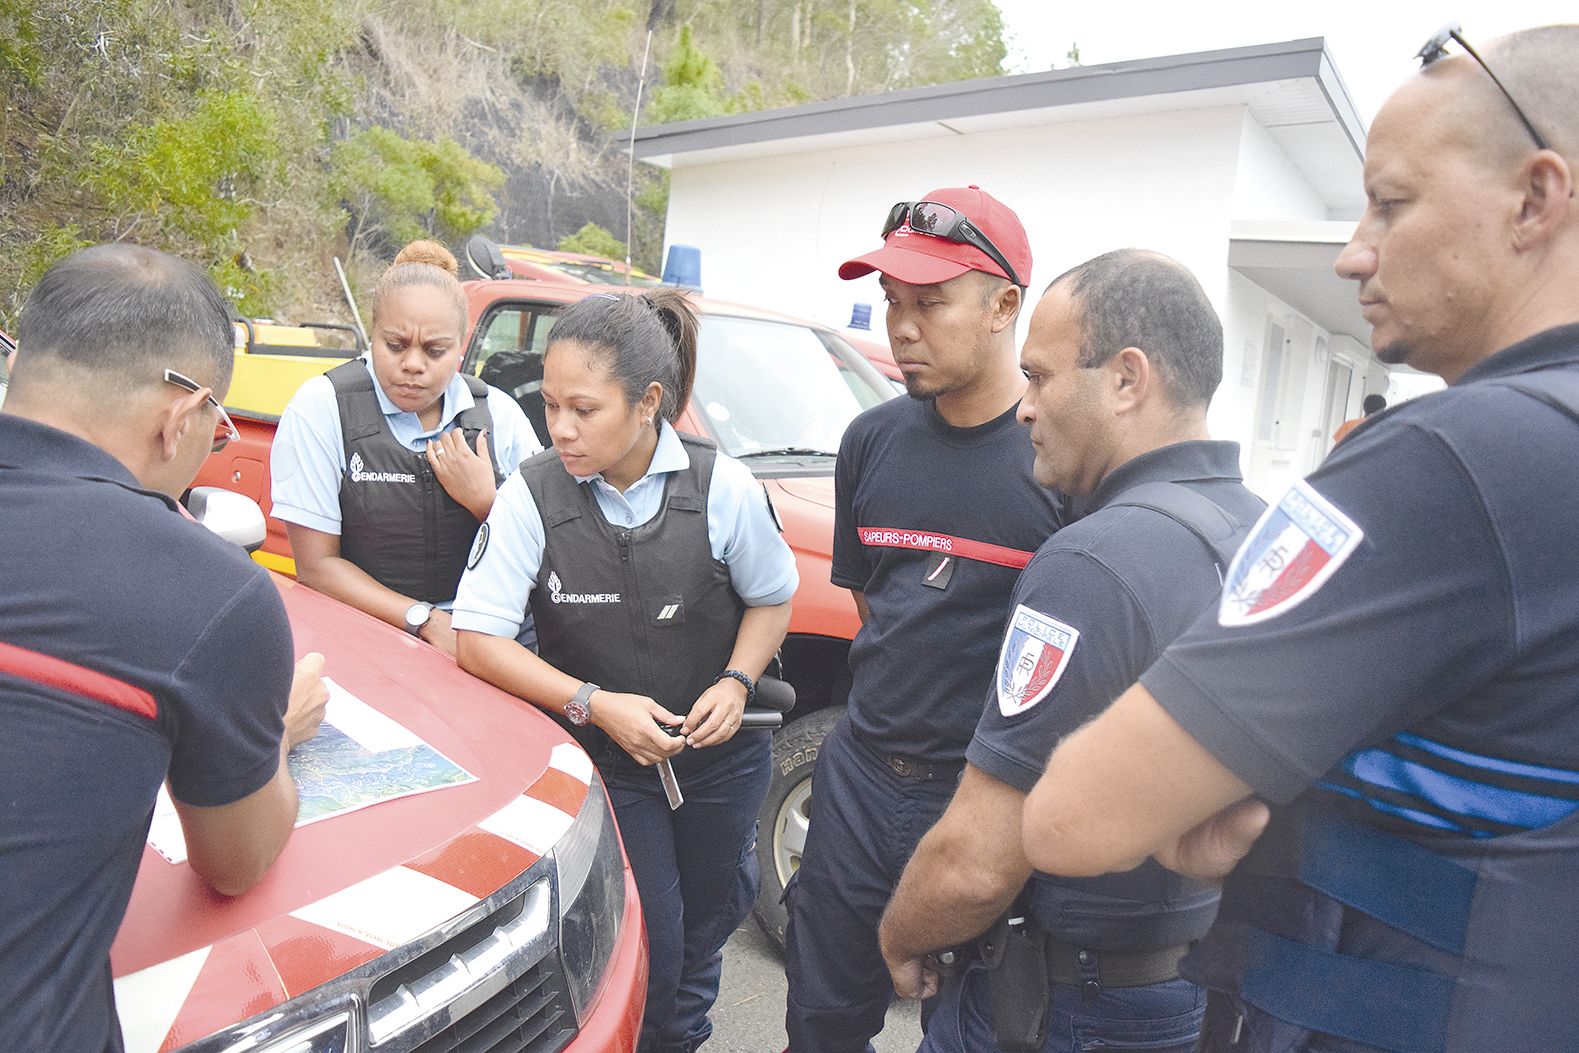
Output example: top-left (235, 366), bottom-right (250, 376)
top-left (164, 368), bottom-right (240, 452)
top-left (881, 201), bottom-right (1024, 288)
top-left (1416, 22), bottom-right (1551, 151)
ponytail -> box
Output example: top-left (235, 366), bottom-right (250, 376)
top-left (546, 288), bottom-right (701, 425)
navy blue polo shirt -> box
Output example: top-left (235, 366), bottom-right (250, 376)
top-left (0, 414), bottom-right (292, 1052)
top-left (969, 440), bottom-right (1264, 790)
top-left (971, 440), bottom-right (1263, 949)
top-left (1146, 324), bottom-right (1579, 839)
top-left (832, 397), bottom-right (1063, 762)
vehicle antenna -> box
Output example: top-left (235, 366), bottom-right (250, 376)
top-left (334, 256), bottom-right (369, 345)
top-left (625, 28), bottom-right (655, 287)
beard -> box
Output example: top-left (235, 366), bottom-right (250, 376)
top-left (1375, 338), bottom-right (1413, 366)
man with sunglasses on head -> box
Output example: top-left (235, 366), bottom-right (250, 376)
top-left (783, 187), bottom-right (1063, 1051)
top-left (1019, 23), bottom-right (1579, 1052)
top-left (0, 244), bottom-right (326, 1052)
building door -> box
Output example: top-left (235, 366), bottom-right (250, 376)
top-left (1315, 355), bottom-right (1354, 467)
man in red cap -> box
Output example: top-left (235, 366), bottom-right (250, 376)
top-left (783, 187), bottom-right (1064, 1051)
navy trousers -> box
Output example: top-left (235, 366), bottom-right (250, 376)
top-left (783, 715), bottom-right (961, 1053)
top-left (919, 961), bottom-right (1204, 1053)
top-left (605, 731), bottom-right (771, 1053)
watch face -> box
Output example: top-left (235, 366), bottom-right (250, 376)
top-left (405, 603), bottom-right (431, 631)
top-left (563, 699), bottom-right (590, 727)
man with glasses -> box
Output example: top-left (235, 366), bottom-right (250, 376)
top-left (783, 186), bottom-right (1064, 1051)
top-left (1018, 24), bottom-right (1579, 1052)
top-left (0, 244), bottom-right (326, 1052)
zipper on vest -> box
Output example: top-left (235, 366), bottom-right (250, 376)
top-left (617, 530), bottom-right (655, 690)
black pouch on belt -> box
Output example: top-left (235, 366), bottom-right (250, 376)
top-left (976, 905), bottom-right (1050, 1051)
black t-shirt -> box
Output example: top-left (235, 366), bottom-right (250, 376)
top-left (833, 396), bottom-right (1063, 761)
top-left (1145, 325), bottom-right (1579, 839)
top-left (0, 415), bottom-right (292, 1053)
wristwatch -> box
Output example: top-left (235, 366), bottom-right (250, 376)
top-left (564, 682), bottom-right (599, 727)
top-left (404, 602), bottom-right (435, 637)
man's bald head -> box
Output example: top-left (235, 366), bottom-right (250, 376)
top-left (14, 244), bottom-right (235, 400)
top-left (1335, 24), bottom-right (1579, 382)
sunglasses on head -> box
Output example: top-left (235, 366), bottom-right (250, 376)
top-left (164, 368), bottom-right (240, 452)
top-left (881, 200), bottom-right (1024, 288)
top-left (1416, 22), bottom-right (1550, 151)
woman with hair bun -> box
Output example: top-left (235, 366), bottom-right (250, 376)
top-left (453, 288), bottom-right (796, 1053)
top-left (271, 240), bottom-right (542, 655)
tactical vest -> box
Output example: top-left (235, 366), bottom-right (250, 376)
top-left (329, 361), bottom-right (498, 605)
top-left (520, 434), bottom-right (753, 772)
top-left (1191, 369), bottom-right (1579, 1053)
top-left (1028, 481), bottom-right (1261, 951)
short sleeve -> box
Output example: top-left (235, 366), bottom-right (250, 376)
top-left (451, 472), bottom-right (547, 638)
top-left (707, 453), bottom-right (798, 606)
top-left (270, 375), bottom-right (346, 535)
top-left (484, 386), bottom-right (543, 474)
top-left (166, 569), bottom-right (293, 807)
top-left (831, 419), bottom-right (870, 591)
top-left (1143, 423), bottom-right (1515, 803)
top-left (967, 550), bottom-right (1152, 794)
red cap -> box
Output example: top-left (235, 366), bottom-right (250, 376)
top-left (838, 185), bottom-right (1032, 287)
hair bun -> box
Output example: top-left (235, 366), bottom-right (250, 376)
top-left (392, 240), bottom-right (459, 278)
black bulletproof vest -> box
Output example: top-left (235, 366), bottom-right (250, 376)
top-left (521, 434), bottom-right (747, 771)
top-left (329, 361), bottom-right (497, 605)
top-left (1028, 481), bottom-right (1261, 951)
top-left (1188, 371), bottom-right (1579, 1053)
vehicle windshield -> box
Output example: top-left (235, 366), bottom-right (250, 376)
top-left (691, 316), bottom-right (889, 457)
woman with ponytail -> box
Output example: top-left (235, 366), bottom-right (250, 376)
top-left (271, 240), bottom-right (541, 655)
top-left (453, 288), bottom-right (796, 1053)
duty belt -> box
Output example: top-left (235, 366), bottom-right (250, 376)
top-left (1045, 939), bottom-right (1191, 991)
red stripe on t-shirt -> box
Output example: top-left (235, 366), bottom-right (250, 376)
top-left (857, 526), bottom-right (1034, 570)
top-left (0, 640), bottom-right (158, 720)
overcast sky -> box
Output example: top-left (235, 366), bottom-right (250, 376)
top-left (991, 2), bottom-right (1574, 124)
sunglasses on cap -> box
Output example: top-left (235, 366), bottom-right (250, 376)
top-left (1416, 23), bottom-right (1550, 151)
top-left (881, 201), bottom-right (1025, 288)
top-left (164, 368), bottom-right (241, 452)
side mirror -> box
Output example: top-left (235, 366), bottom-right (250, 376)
top-left (187, 487), bottom-right (267, 552)
top-left (465, 235), bottom-right (512, 281)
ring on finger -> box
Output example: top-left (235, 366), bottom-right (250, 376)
top-left (432, 446), bottom-right (445, 456)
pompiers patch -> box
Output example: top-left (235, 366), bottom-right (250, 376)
top-left (996, 605), bottom-right (1079, 717)
top-left (1219, 479), bottom-right (1363, 627)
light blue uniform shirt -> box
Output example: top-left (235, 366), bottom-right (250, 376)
top-left (452, 421), bottom-right (799, 639)
top-left (271, 357), bottom-right (542, 536)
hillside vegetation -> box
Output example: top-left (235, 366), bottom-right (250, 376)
top-left (0, 0), bottom-right (1006, 328)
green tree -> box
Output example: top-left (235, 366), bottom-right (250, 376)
top-left (648, 25), bottom-right (730, 123)
top-left (331, 128), bottom-right (505, 252)
top-left (558, 222), bottom-right (627, 259)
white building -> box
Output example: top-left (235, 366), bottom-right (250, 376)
top-left (633, 38), bottom-right (1437, 498)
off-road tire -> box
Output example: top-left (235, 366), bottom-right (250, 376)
top-left (752, 704), bottom-right (845, 952)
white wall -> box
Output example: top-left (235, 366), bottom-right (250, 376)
top-left (660, 103), bottom-right (1378, 495)
top-left (663, 105), bottom-right (1248, 340)
top-left (1230, 111), bottom-right (1329, 222)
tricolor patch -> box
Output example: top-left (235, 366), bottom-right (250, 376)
top-left (1219, 479), bottom-right (1363, 627)
top-left (996, 605), bottom-right (1078, 717)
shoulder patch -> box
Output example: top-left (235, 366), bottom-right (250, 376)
top-left (1219, 479), bottom-right (1362, 627)
top-left (467, 522), bottom-right (490, 570)
top-left (997, 605), bottom-right (1079, 717)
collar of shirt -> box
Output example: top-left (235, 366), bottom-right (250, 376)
top-left (0, 413), bottom-right (179, 509)
top-left (362, 356), bottom-right (477, 446)
top-left (1456, 322), bottom-right (1579, 387)
top-left (1082, 439), bottom-right (1244, 518)
top-left (570, 420), bottom-right (691, 526)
